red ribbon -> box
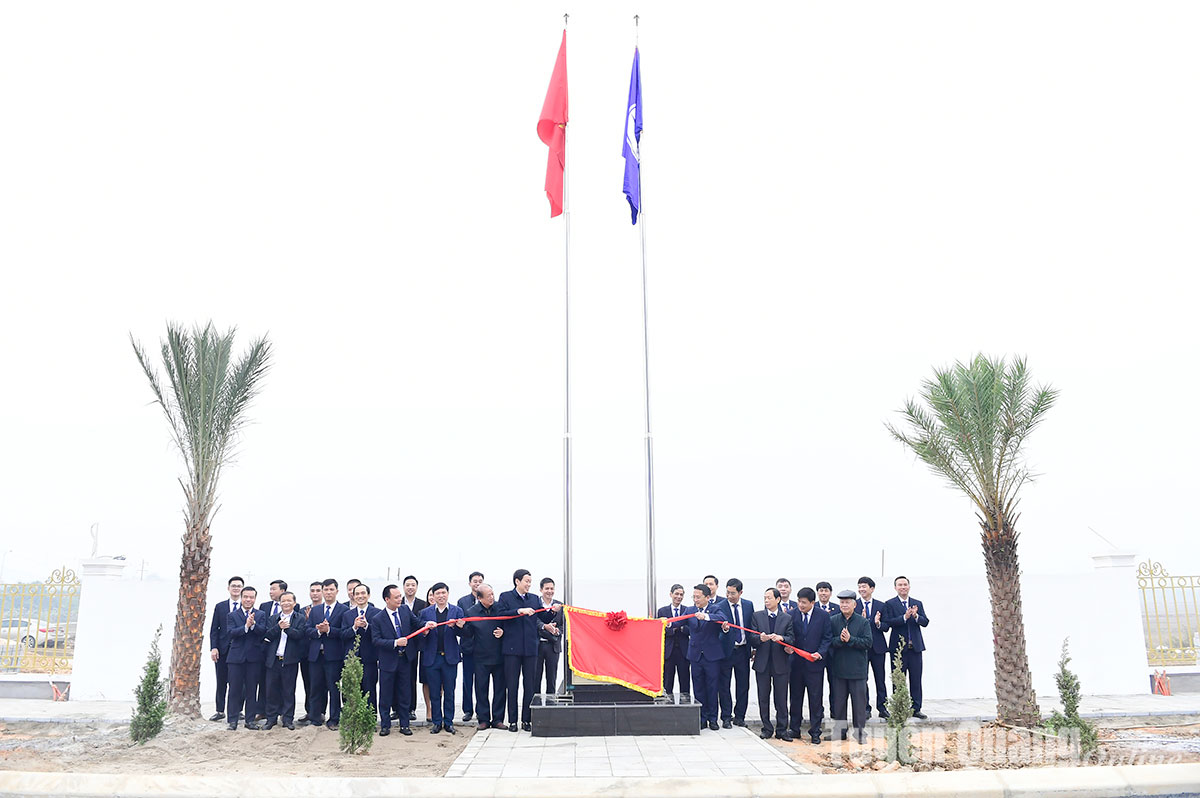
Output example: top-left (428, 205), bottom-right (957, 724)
top-left (402, 606), bottom-right (555, 640)
top-left (665, 613), bottom-right (817, 661)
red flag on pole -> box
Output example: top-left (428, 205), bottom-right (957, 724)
top-left (564, 607), bottom-right (664, 696)
top-left (538, 31), bottom-right (569, 218)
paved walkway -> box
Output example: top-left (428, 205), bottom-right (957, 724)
top-left (447, 725), bottom-right (808, 778)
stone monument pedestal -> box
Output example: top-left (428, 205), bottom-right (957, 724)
top-left (530, 681), bottom-right (701, 737)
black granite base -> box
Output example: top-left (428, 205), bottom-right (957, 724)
top-left (530, 690), bottom-right (701, 737)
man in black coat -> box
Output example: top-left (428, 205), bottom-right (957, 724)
top-left (371, 584), bottom-right (419, 736)
top-left (749, 588), bottom-right (795, 740)
top-left (456, 571), bottom-right (485, 723)
top-left (465, 583), bottom-right (508, 730)
top-left (262, 590), bottom-right (307, 730)
top-left (226, 586), bottom-right (268, 730)
top-left (495, 568), bottom-right (544, 732)
top-left (829, 589), bottom-right (872, 744)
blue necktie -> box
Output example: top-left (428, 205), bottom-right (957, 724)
top-left (802, 612), bottom-right (809, 637)
top-left (768, 613), bottom-right (776, 633)
top-left (393, 611), bottom-right (401, 636)
top-left (324, 605), bottom-right (331, 622)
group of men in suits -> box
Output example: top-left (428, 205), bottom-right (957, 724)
top-left (658, 574), bottom-right (929, 743)
top-left (207, 569), bottom-right (565, 736)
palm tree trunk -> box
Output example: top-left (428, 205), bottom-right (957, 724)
top-left (167, 521), bottom-right (212, 716)
top-left (981, 520), bottom-right (1040, 727)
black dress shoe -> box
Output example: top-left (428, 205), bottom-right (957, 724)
top-left (311, 715), bottom-right (325, 726)
top-left (462, 712), bottom-right (473, 723)
top-left (244, 722), bottom-right (262, 731)
top-left (326, 720), bottom-right (338, 730)
top-left (508, 724), bottom-right (519, 733)
top-left (777, 731), bottom-right (794, 742)
top-left (521, 722), bottom-right (531, 732)
top-left (297, 714), bottom-right (309, 723)
top-left (708, 721), bottom-right (719, 730)
top-left (409, 711), bottom-right (416, 720)
top-left (262, 720), bottom-right (277, 730)
top-left (444, 725), bottom-right (458, 735)
top-left (732, 718), bottom-right (746, 727)
top-left (209, 712), bottom-right (225, 722)
top-left (379, 727), bottom-right (391, 737)
top-left (227, 723), bottom-right (238, 731)
top-left (430, 724), bottom-right (441, 734)
top-left (398, 727), bottom-right (413, 736)
top-left (878, 708), bottom-right (890, 720)
top-left (760, 728), bottom-right (773, 739)
top-left (913, 711), bottom-right (927, 719)
top-left (390, 711), bottom-right (399, 720)
top-left (284, 722), bottom-right (295, 731)
top-left (810, 735), bottom-right (822, 745)
top-left (255, 714), bottom-right (266, 722)
top-left (721, 719), bottom-right (732, 729)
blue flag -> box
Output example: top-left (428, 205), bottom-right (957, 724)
top-left (622, 48), bottom-right (642, 224)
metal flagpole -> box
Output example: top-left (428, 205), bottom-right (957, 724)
top-left (635, 17), bottom-right (658, 620)
top-left (561, 12), bottom-right (574, 691)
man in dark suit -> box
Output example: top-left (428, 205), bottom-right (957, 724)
top-left (226, 586), bottom-right (268, 730)
top-left (348, 583), bottom-right (382, 710)
top-left (686, 584), bottom-right (729, 730)
top-left (855, 576), bottom-right (890, 719)
top-left (788, 586), bottom-right (833, 744)
top-left (496, 568), bottom-right (544, 732)
top-left (455, 571), bottom-right (484, 723)
top-left (776, 578), bottom-right (797, 613)
top-left (750, 588), bottom-right (795, 740)
top-left (657, 584), bottom-right (691, 696)
top-left (535, 577), bottom-right (564, 695)
top-left (342, 579), bottom-right (362, 608)
top-left (882, 575), bottom-right (930, 719)
top-left (262, 590), bottom-right (306, 730)
top-left (416, 582), bottom-right (465, 734)
top-left (306, 578), bottom-right (354, 730)
top-left (259, 579), bottom-right (287, 618)
top-left (717, 577), bottom-right (754, 728)
top-left (465, 583), bottom-right (507, 730)
top-left (372, 584), bottom-right (418, 736)
top-left (208, 575), bottom-right (243, 722)
top-left (815, 580), bottom-right (837, 709)
top-left (829, 589), bottom-right (871, 744)
top-left (401, 575), bottom-right (428, 722)
top-left (298, 581), bottom-right (322, 724)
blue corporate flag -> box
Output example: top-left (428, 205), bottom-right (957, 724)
top-left (622, 48), bottom-right (643, 224)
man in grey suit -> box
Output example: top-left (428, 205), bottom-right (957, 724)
top-left (749, 588), bottom-right (795, 740)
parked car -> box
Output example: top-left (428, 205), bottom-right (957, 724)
top-left (0, 618), bottom-right (69, 649)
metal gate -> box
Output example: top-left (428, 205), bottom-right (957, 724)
top-left (0, 566), bottom-right (81, 674)
top-left (1138, 559), bottom-right (1199, 666)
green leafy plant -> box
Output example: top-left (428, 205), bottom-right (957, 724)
top-left (1044, 638), bottom-right (1098, 756)
top-left (130, 625), bottom-right (168, 744)
top-left (889, 354), bottom-right (1056, 728)
top-left (338, 637), bottom-right (376, 754)
top-left (884, 637), bottom-right (914, 763)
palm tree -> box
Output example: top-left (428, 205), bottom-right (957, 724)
top-left (132, 322), bottom-right (272, 716)
top-left (887, 354), bottom-right (1057, 728)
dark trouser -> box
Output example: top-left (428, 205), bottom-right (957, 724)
top-left (409, 651), bottom-right (420, 717)
top-left (227, 660), bottom-right (263, 723)
top-left (866, 650), bottom-right (888, 712)
top-left (299, 659), bottom-right (311, 717)
top-left (891, 648), bottom-right (923, 712)
top-left (359, 659), bottom-right (378, 710)
top-left (756, 670), bottom-right (789, 735)
top-left (474, 660), bottom-right (506, 725)
top-left (536, 643), bottom-right (560, 695)
top-left (312, 650), bottom-right (344, 723)
top-left (378, 660), bottom-right (413, 730)
top-left (424, 655), bottom-right (457, 728)
top-left (460, 652), bottom-right (475, 716)
top-left (504, 653), bottom-right (538, 725)
top-left (690, 657), bottom-right (719, 723)
top-left (664, 649), bottom-right (690, 696)
top-left (264, 659), bottom-right (299, 723)
top-left (214, 655), bottom-right (230, 715)
top-left (718, 645), bottom-right (751, 722)
top-left (789, 662), bottom-right (825, 739)
top-left (830, 676), bottom-right (867, 737)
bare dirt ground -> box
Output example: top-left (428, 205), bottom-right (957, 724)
top-left (766, 721), bottom-right (1200, 774)
top-left (0, 716), bottom-right (471, 776)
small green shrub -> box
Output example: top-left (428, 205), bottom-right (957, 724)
top-left (130, 625), bottom-right (168, 744)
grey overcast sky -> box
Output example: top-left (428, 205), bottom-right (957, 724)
top-left (1, 1), bottom-right (1197, 595)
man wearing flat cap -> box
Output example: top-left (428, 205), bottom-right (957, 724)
top-left (828, 589), bottom-right (871, 744)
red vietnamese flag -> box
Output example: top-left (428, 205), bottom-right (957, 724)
top-left (538, 31), bottom-right (569, 217)
top-left (564, 607), bottom-right (664, 696)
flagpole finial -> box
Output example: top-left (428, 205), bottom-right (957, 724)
top-left (563, 12), bottom-right (569, 28)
